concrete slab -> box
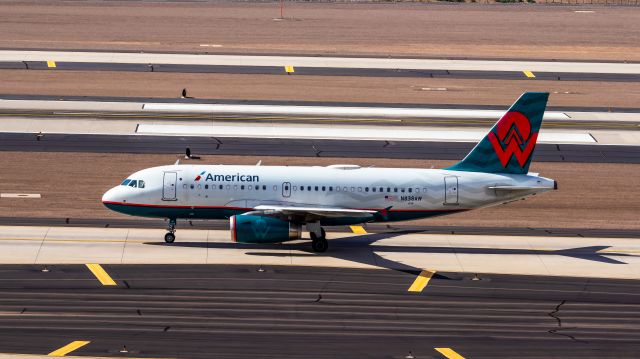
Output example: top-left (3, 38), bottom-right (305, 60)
top-left (122, 228), bottom-right (208, 264)
top-left (35, 227), bottom-right (128, 264)
top-left (1, 50), bottom-right (639, 74)
top-left (0, 226), bottom-right (638, 279)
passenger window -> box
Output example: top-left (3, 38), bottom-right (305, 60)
top-left (249, 185), bottom-right (253, 190)
top-left (300, 186), bottom-right (304, 191)
top-left (351, 187), bottom-right (355, 192)
top-left (372, 187), bottom-right (376, 192)
top-left (329, 186), bottom-right (333, 191)
top-left (365, 187), bottom-right (369, 192)
top-left (387, 187), bottom-right (391, 192)
top-left (415, 188), bottom-right (419, 193)
top-left (315, 186), bottom-right (318, 191)
top-left (234, 185), bottom-right (238, 190)
top-left (183, 184), bottom-right (187, 189)
top-left (336, 187), bottom-right (340, 192)
top-left (401, 188), bottom-right (405, 193)
top-left (241, 185), bottom-right (245, 190)
top-left (358, 187), bottom-right (362, 192)
top-left (272, 185), bottom-right (276, 191)
top-left (380, 187), bottom-right (384, 192)
top-left (408, 188), bottom-right (412, 193)
top-left (256, 185), bottom-right (260, 190)
top-left (220, 185), bottom-right (224, 190)
top-left (263, 185), bottom-right (267, 190)
top-left (226, 185), bottom-right (230, 190)
top-left (293, 186), bottom-right (297, 191)
top-left (205, 184), bottom-right (209, 189)
top-left (394, 188), bottom-right (398, 193)
top-left (190, 184), bottom-right (194, 189)
top-left (307, 186), bottom-right (311, 191)
top-left (322, 186), bottom-right (326, 191)
top-left (423, 187), bottom-right (427, 193)
top-left (198, 184), bottom-right (201, 189)
top-left (344, 187), bottom-right (348, 192)
top-left (284, 185), bottom-right (289, 191)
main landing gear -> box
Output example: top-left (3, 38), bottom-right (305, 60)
top-left (307, 223), bottom-right (328, 253)
top-left (164, 218), bottom-right (176, 244)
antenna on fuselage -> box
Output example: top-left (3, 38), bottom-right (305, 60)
top-left (174, 159), bottom-right (180, 165)
top-left (256, 160), bottom-right (262, 166)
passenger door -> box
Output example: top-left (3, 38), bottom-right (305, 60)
top-left (444, 176), bottom-right (459, 205)
top-left (282, 182), bottom-right (291, 198)
top-left (162, 172), bottom-right (177, 201)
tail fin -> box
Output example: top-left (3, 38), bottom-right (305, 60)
top-left (446, 92), bottom-right (549, 174)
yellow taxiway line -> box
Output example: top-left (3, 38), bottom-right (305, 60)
top-left (435, 347), bottom-right (466, 359)
top-left (46, 61), bottom-right (57, 68)
top-left (85, 264), bottom-right (117, 286)
top-left (523, 70), bottom-right (535, 78)
top-left (47, 341), bottom-right (90, 357)
top-left (408, 270), bottom-right (436, 292)
top-left (349, 225), bottom-right (367, 234)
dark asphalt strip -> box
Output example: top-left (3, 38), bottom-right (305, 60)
top-left (0, 265), bottom-right (639, 358)
top-left (1, 132), bottom-right (638, 164)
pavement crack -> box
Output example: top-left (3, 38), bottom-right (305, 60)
top-left (313, 294), bottom-right (322, 303)
top-left (547, 300), bottom-right (588, 343)
top-left (123, 280), bottom-right (131, 289)
top-left (163, 326), bottom-right (171, 332)
top-left (20, 308), bottom-right (26, 314)
top-left (548, 299), bottom-right (565, 327)
top-left (137, 309), bottom-right (142, 316)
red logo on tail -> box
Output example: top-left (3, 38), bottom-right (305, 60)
top-left (488, 111), bottom-right (538, 168)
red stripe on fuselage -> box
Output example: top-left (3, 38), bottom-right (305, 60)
top-left (102, 201), bottom-right (470, 214)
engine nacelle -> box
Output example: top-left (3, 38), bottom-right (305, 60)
top-left (230, 215), bottom-right (302, 244)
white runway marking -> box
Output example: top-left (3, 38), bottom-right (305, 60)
top-left (0, 193), bottom-right (41, 198)
top-left (136, 123), bottom-right (596, 144)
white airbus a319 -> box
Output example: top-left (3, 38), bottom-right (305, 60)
top-left (102, 92), bottom-right (557, 252)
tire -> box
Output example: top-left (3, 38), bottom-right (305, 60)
top-left (164, 232), bottom-right (176, 243)
top-left (311, 238), bottom-right (328, 253)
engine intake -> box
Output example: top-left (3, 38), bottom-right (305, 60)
top-left (230, 215), bottom-right (302, 244)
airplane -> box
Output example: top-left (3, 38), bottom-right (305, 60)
top-left (102, 92), bottom-right (557, 252)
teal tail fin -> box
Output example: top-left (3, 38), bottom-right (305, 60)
top-left (446, 92), bottom-right (549, 174)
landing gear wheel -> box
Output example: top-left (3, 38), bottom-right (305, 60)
top-left (312, 237), bottom-right (328, 253)
top-left (164, 232), bottom-right (176, 244)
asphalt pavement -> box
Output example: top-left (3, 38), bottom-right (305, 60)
top-left (1, 132), bottom-right (638, 164)
top-left (0, 264), bottom-right (639, 358)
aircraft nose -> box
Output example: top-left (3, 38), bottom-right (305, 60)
top-left (102, 186), bottom-right (119, 205)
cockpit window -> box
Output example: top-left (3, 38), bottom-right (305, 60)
top-left (121, 178), bottom-right (145, 188)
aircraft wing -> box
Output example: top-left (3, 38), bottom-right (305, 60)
top-left (248, 205), bottom-right (377, 222)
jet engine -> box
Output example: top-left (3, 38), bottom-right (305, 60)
top-left (230, 215), bottom-right (302, 243)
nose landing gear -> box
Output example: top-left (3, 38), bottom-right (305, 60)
top-left (165, 218), bottom-right (177, 243)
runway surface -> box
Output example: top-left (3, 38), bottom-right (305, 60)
top-left (3, 50), bottom-right (640, 74)
top-left (0, 264), bottom-right (639, 358)
top-left (1, 132), bottom-right (638, 164)
top-left (2, 217), bottom-right (638, 239)
top-left (3, 59), bottom-right (639, 82)
top-left (2, 225), bottom-right (639, 279)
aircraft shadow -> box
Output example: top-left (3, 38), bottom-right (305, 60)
top-left (145, 229), bottom-right (635, 272)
